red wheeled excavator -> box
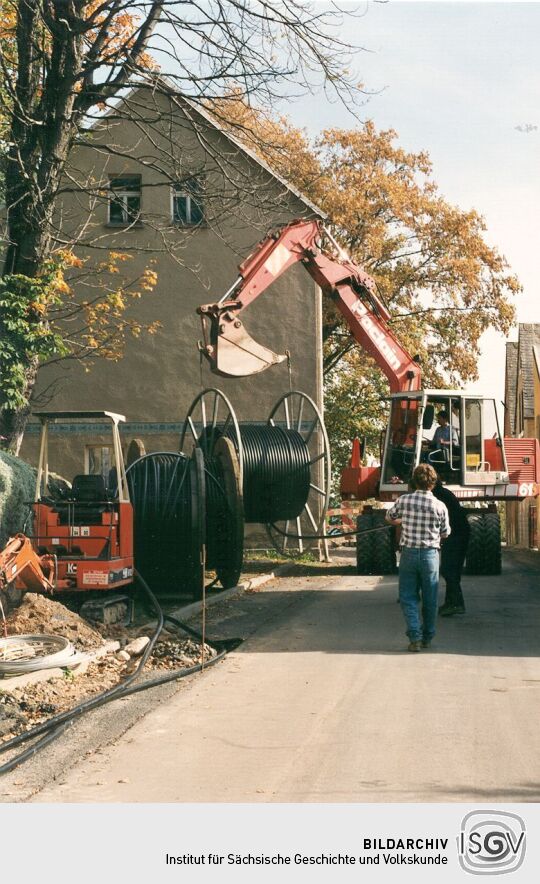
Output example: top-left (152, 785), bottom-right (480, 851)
top-left (0, 412), bottom-right (134, 599)
top-left (197, 219), bottom-right (539, 575)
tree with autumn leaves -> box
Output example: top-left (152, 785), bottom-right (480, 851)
top-left (207, 97), bottom-right (519, 479)
top-left (0, 3), bottom-right (518, 469)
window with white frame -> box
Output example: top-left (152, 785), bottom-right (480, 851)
top-left (172, 177), bottom-right (204, 225)
top-left (108, 176), bottom-right (141, 225)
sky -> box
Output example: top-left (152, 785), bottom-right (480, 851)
top-left (277, 1), bottom-right (540, 405)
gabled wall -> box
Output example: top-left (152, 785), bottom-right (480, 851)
top-left (20, 89), bottom-right (324, 481)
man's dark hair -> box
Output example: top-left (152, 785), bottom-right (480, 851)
top-left (412, 463), bottom-right (438, 490)
top-left (437, 410), bottom-right (449, 420)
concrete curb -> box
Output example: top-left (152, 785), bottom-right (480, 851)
top-left (167, 563), bottom-right (295, 622)
top-left (0, 640), bottom-right (120, 694)
top-left (0, 565), bottom-right (293, 693)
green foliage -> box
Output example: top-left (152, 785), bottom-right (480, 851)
top-left (243, 549), bottom-right (318, 564)
top-left (324, 354), bottom-right (389, 486)
top-left (0, 451), bottom-right (70, 546)
top-left (0, 267), bottom-right (68, 412)
top-left (0, 450), bottom-right (35, 546)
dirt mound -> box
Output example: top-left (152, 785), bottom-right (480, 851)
top-left (6, 593), bottom-right (104, 650)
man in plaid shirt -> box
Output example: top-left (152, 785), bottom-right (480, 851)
top-left (386, 463), bottom-right (450, 651)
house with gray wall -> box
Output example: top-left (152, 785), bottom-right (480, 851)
top-left (20, 84), bottom-right (325, 482)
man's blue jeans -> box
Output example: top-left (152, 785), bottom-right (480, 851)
top-left (398, 547), bottom-right (440, 643)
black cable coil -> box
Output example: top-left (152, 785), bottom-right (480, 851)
top-left (126, 453), bottom-right (203, 598)
top-left (240, 426), bottom-right (311, 523)
top-left (126, 451), bottom-right (242, 596)
top-left (204, 456), bottom-right (243, 588)
top-left (200, 424), bottom-right (311, 524)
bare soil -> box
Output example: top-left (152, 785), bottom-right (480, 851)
top-left (0, 589), bottom-right (218, 745)
top-left (5, 594), bottom-right (104, 650)
top-left (0, 556), bottom-right (340, 746)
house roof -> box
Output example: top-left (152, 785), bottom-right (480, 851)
top-left (88, 79), bottom-right (326, 220)
top-left (170, 90), bottom-right (327, 221)
top-left (504, 341), bottom-right (518, 435)
top-left (517, 323), bottom-right (540, 419)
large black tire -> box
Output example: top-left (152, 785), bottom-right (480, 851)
top-left (465, 510), bottom-right (501, 575)
top-left (356, 510), bottom-right (396, 575)
top-left (356, 512), bottom-right (375, 574)
top-left (371, 509), bottom-right (397, 574)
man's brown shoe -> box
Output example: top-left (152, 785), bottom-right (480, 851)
top-left (407, 641), bottom-right (422, 652)
top-left (421, 640), bottom-right (431, 649)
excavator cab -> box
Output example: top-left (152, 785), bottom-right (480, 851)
top-left (380, 391), bottom-right (509, 498)
top-left (31, 411), bottom-right (134, 592)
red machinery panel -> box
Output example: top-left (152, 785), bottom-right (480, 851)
top-left (504, 437), bottom-right (540, 485)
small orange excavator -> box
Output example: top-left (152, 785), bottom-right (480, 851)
top-left (0, 412), bottom-right (134, 597)
top-left (196, 218), bottom-right (539, 572)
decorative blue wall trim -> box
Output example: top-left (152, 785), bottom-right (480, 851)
top-left (25, 420), bottom-right (271, 435)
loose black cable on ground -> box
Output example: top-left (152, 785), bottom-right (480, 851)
top-left (269, 523), bottom-right (396, 541)
top-left (0, 570), bottom-right (164, 773)
top-left (0, 570), bottom-right (241, 776)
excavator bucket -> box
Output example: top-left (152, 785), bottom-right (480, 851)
top-left (202, 313), bottom-right (287, 378)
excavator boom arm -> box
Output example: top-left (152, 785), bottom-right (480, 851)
top-left (197, 219), bottom-right (421, 392)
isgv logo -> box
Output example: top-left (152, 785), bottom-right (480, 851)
top-left (458, 811), bottom-right (526, 875)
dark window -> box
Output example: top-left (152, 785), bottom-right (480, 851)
top-left (383, 397), bottom-right (419, 485)
top-left (109, 176), bottom-right (141, 225)
top-left (172, 178), bottom-right (204, 225)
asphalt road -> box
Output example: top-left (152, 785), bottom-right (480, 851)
top-left (25, 550), bottom-right (540, 802)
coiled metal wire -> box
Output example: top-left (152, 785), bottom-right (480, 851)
top-left (0, 634), bottom-right (82, 675)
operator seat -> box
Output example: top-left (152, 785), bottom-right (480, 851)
top-left (72, 474), bottom-right (107, 501)
top-left (56, 474), bottom-right (110, 525)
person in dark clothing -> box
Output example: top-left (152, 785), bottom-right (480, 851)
top-left (432, 481), bottom-right (470, 616)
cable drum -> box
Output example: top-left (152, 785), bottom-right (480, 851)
top-left (180, 388), bottom-right (331, 559)
top-left (204, 456), bottom-right (227, 565)
top-left (126, 452), bottom-right (204, 600)
top-left (203, 438), bottom-right (244, 589)
top-left (194, 423), bottom-right (311, 523)
top-left (265, 391), bottom-right (331, 558)
top-left (226, 425), bottom-right (311, 523)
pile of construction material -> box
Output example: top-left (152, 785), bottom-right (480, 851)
top-left (0, 591), bottom-right (213, 743)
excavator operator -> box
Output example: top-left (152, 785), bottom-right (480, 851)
top-left (431, 411), bottom-right (458, 463)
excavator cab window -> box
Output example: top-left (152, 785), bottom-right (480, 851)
top-left (463, 397), bottom-right (506, 478)
top-left (420, 397), bottom-right (461, 483)
top-left (422, 404), bottom-right (435, 430)
top-left (383, 397), bottom-right (419, 485)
